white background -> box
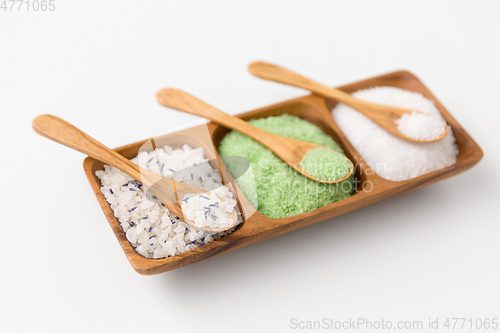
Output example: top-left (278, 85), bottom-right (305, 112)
top-left (1, 1), bottom-right (499, 332)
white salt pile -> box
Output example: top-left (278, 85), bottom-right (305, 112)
top-left (396, 111), bottom-right (448, 141)
top-left (332, 86), bottom-right (459, 181)
top-left (181, 191), bottom-right (237, 229)
top-left (95, 144), bottom-right (240, 259)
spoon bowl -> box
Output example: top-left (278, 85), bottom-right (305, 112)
top-left (156, 88), bottom-right (354, 184)
top-left (248, 61), bottom-right (450, 143)
top-left (32, 114), bottom-right (238, 232)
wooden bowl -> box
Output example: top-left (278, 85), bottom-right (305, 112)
top-left (83, 70), bottom-right (483, 275)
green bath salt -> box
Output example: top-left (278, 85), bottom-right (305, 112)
top-left (218, 114), bottom-right (354, 218)
top-left (299, 148), bottom-right (352, 181)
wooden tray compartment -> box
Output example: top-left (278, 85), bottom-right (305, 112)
top-left (83, 70), bottom-right (483, 275)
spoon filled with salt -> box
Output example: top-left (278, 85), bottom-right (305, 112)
top-left (156, 88), bottom-right (354, 184)
top-left (249, 61), bottom-right (450, 143)
top-left (32, 114), bottom-right (238, 232)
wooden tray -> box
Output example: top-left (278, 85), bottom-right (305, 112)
top-left (83, 70), bottom-right (483, 275)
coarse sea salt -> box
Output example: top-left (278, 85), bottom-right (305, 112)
top-left (181, 191), bottom-right (237, 229)
top-left (95, 144), bottom-right (240, 259)
top-left (332, 86), bottom-right (459, 181)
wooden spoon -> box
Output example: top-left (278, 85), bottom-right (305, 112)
top-left (249, 61), bottom-right (450, 143)
top-left (156, 88), bottom-right (354, 184)
top-left (32, 114), bottom-right (238, 232)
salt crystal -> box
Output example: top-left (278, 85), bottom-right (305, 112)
top-left (137, 231), bottom-right (149, 244)
top-left (126, 228), bottom-right (138, 244)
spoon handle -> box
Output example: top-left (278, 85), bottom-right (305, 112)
top-left (32, 114), bottom-right (155, 185)
top-left (32, 114), bottom-right (237, 229)
top-left (249, 61), bottom-right (380, 112)
top-left (156, 88), bottom-right (270, 143)
top-left (249, 62), bottom-right (352, 100)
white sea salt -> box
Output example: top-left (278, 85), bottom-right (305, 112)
top-left (181, 191), bottom-right (237, 229)
top-left (332, 86), bottom-right (459, 181)
top-left (96, 144), bottom-right (241, 259)
top-left (396, 111), bottom-right (447, 141)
